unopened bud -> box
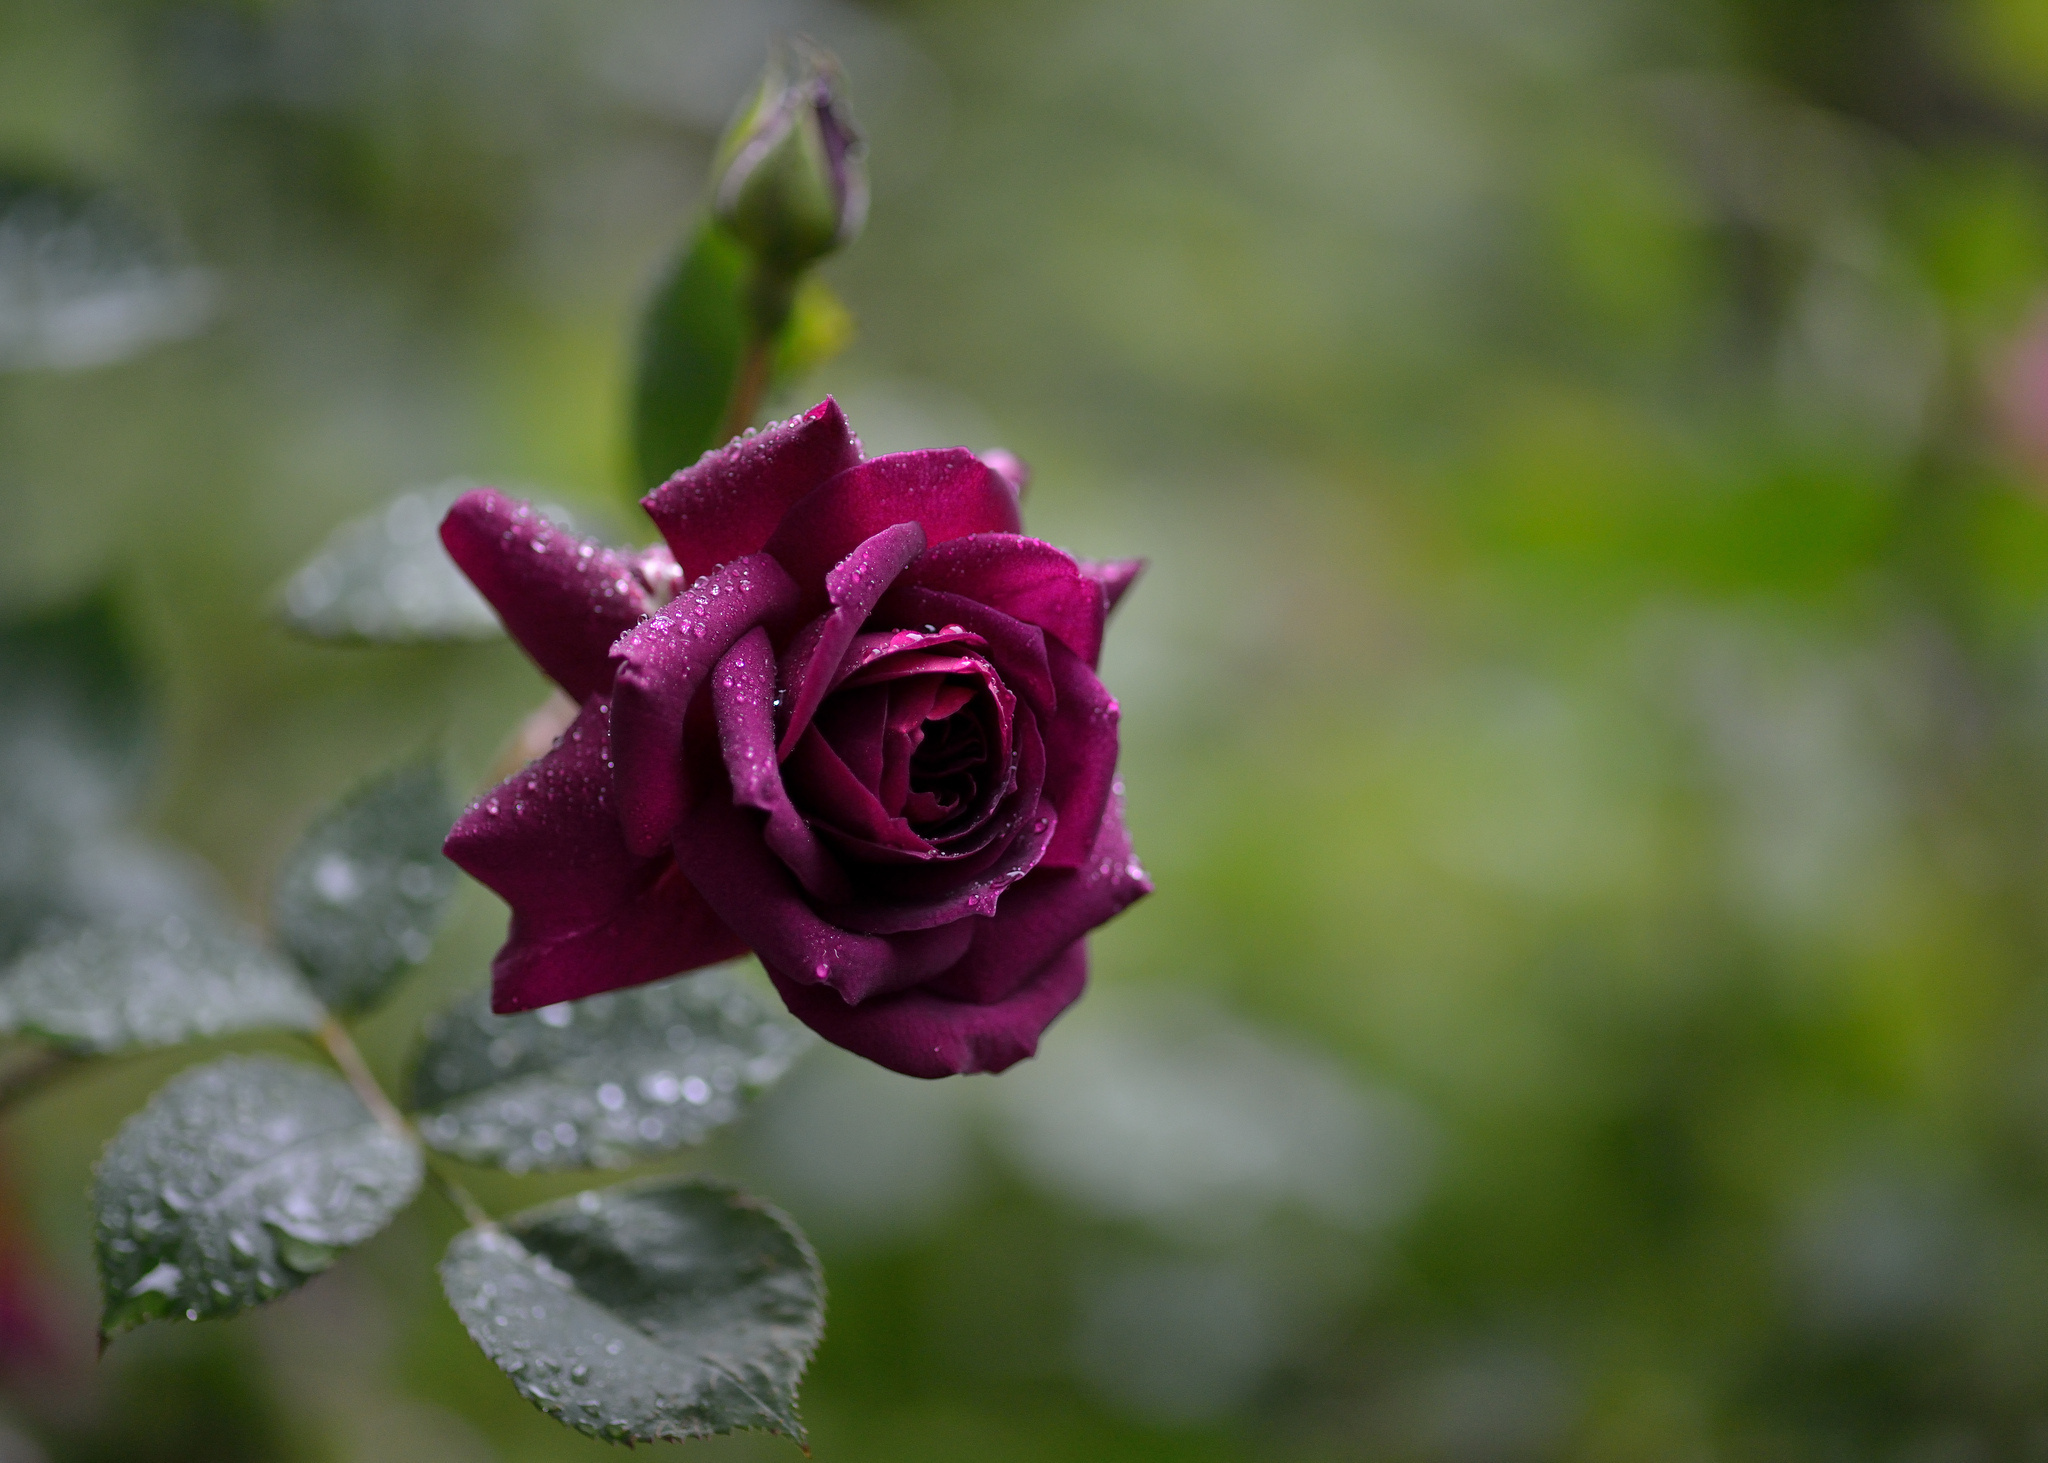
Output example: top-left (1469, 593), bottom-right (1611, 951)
top-left (711, 41), bottom-right (867, 276)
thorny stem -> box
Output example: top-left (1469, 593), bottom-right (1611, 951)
top-left (315, 1017), bottom-right (494, 1232)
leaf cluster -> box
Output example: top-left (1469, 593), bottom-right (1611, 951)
top-left (0, 595), bottom-right (823, 1446)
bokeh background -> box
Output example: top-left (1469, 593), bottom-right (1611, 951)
top-left (10, 0), bottom-right (2048, 1458)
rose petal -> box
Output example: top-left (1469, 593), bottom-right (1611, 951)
top-left (443, 697), bottom-right (744, 1012)
top-left (980, 448), bottom-right (1030, 498)
top-left (440, 489), bottom-right (654, 701)
top-left (673, 792), bottom-right (977, 1005)
top-left (766, 939), bottom-right (1088, 1078)
top-left (832, 628), bottom-right (988, 687)
top-left (608, 553), bottom-right (800, 856)
top-left (713, 628), bottom-right (849, 903)
top-left (809, 709), bottom-right (1047, 885)
top-left (824, 802), bottom-right (1057, 936)
top-left (874, 584), bottom-right (1054, 714)
top-left (785, 722), bottom-right (923, 854)
top-left (922, 787), bottom-right (1149, 1006)
top-left (1079, 557), bottom-right (1145, 621)
top-left (1038, 642), bottom-right (1120, 869)
top-left (641, 397), bottom-right (862, 581)
top-left (776, 520), bottom-right (927, 758)
top-left (904, 533), bottom-right (1104, 667)
top-left (764, 448), bottom-right (1023, 600)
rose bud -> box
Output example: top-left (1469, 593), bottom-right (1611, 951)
top-left (440, 399), bottom-right (1148, 1078)
top-left (710, 41), bottom-right (868, 276)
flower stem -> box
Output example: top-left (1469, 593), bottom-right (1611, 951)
top-left (315, 1017), bottom-right (493, 1231)
top-left (713, 264), bottom-right (800, 445)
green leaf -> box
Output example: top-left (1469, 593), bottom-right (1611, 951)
top-left (0, 592), bottom-right (170, 968)
top-left (0, 909), bottom-right (322, 1054)
top-left (439, 1177), bottom-right (823, 1444)
top-left (629, 224), bottom-right (854, 497)
top-left (271, 757), bottom-right (457, 1014)
top-left (275, 484), bottom-right (503, 644)
top-left (409, 964), bottom-right (811, 1172)
top-left (95, 1056), bottom-right (423, 1337)
top-left (0, 589), bottom-right (151, 837)
top-left (0, 168), bottom-right (213, 372)
top-left (631, 222), bottom-right (751, 493)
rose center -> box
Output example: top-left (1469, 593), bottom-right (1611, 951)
top-left (904, 705), bottom-right (989, 827)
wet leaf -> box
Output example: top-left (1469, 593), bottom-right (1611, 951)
top-left (0, 592), bottom-right (180, 969)
top-left (0, 169), bottom-right (212, 371)
top-left (0, 908), bottom-right (321, 1054)
top-left (439, 1177), bottom-right (822, 1444)
top-left (272, 757), bottom-right (456, 1014)
top-left (275, 484), bottom-right (503, 644)
top-left (95, 1056), bottom-right (422, 1337)
top-left (410, 964), bottom-right (810, 1172)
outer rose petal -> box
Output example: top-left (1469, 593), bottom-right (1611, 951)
top-left (904, 533), bottom-right (1105, 667)
top-left (440, 489), bottom-right (655, 701)
top-left (764, 449), bottom-right (1023, 600)
top-left (443, 697), bottom-right (744, 1012)
top-left (641, 398), bottom-right (862, 581)
top-left (1039, 641), bottom-right (1120, 869)
top-left (1078, 557), bottom-right (1145, 622)
top-left (766, 940), bottom-right (1088, 1079)
top-left (981, 448), bottom-right (1030, 497)
top-left (609, 553), bottom-right (800, 856)
top-left (924, 788), bottom-right (1149, 1006)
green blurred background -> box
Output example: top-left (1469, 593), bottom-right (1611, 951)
top-left (12, 0), bottom-right (2048, 1457)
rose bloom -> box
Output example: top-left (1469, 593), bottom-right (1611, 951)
top-left (440, 399), bottom-right (1148, 1077)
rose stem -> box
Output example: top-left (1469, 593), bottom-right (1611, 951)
top-left (316, 1016), bottom-right (494, 1231)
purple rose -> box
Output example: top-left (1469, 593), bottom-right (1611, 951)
top-left (440, 399), bottom-right (1148, 1077)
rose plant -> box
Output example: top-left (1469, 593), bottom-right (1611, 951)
top-left (0, 39), bottom-right (1151, 1452)
top-left (441, 400), bottom-right (1148, 1078)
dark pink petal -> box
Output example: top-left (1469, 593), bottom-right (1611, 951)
top-left (980, 448), bottom-right (1030, 497)
top-left (1039, 642), bottom-right (1119, 869)
top-left (904, 533), bottom-right (1104, 666)
top-left (712, 629), bottom-right (849, 903)
top-left (641, 398), bottom-right (863, 581)
top-left (808, 709), bottom-right (1046, 887)
top-left (609, 553), bottom-right (800, 856)
top-left (833, 628), bottom-right (988, 686)
top-left (766, 939), bottom-right (1088, 1078)
top-left (776, 521), bottom-right (926, 758)
top-left (764, 449), bottom-right (1023, 598)
top-left (673, 792), bottom-right (976, 1005)
top-left (1078, 557), bottom-right (1145, 620)
top-left (874, 584), bottom-right (1054, 713)
top-left (923, 787), bottom-right (1149, 1006)
top-left (826, 804), bottom-right (1058, 936)
top-left (440, 489), bottom-right (654, 701)
top-left (812, 683), bottom-right (890, 790)
top-left (785, 723), bottom-right (923, 854)
top-left (443, 697), bottom-right (744, 1012)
